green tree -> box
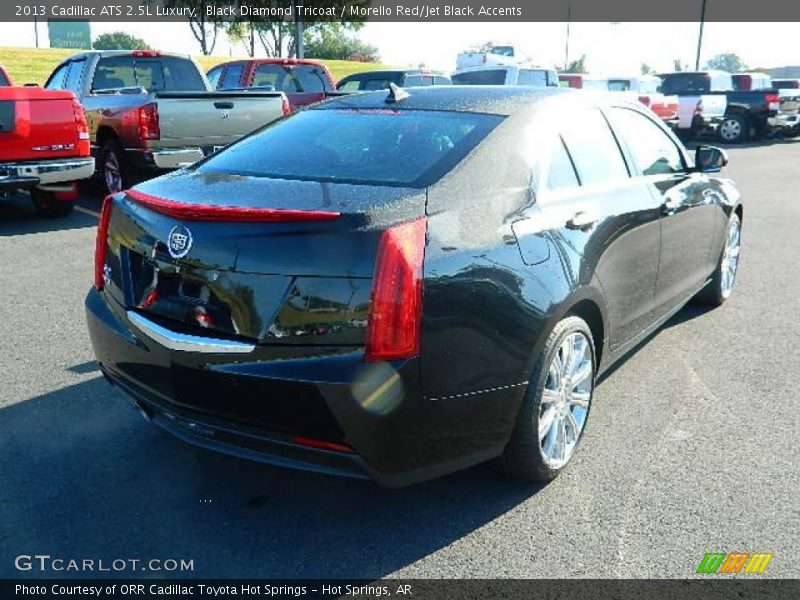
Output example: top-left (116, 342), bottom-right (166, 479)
top-left (93, 32), bottom-right (151, 50)
top-left (673, 59), bottom-right (684, 72)
top-left (304, 24), bottom-right (379, 61)
top-left (704, 53), bottom-right (748, 73)
top-left (164, 0), bottom-right (221, 55)
top-left (640, 63), bottom-right (655, 75)
top-left (563, 54), bottom-right (587, 74)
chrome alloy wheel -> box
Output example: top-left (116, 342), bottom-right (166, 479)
top-left (104, 149), bottom-right (123, 193)
top-left (719, 118), bottom-right (742, 142)
top-left (538, 332), bottom-right (593, 469)
top-left (721, 214), bottom-right (741, 298)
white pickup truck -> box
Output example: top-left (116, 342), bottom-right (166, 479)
top-left (44, 50), bottom-right (290, 193)
top-left (658, 71), bottom-right (729, 138)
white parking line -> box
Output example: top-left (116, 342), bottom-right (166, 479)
top-left (75, 205), bottom-right (100, 219)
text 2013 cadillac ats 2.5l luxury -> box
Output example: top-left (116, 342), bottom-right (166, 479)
top-left (86, 86), bottom-right (742, 487)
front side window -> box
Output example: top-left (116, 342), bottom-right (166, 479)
top-left (560, 109), bottom-right (629, 185)
top-left (606, 107), bottom-right (685, 176)
top-left (197, 108), bottom-right (504, 188)
top-left (517, 69), bottom-right (548, 87)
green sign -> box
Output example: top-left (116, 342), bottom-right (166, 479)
top-left (48, 21), bottom-right (92, 50)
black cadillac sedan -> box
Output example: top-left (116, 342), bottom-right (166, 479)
top-left (86, 86), bottom-right (742, 487)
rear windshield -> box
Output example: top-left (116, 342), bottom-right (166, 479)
top-left (92, 56), bottom-right (205, 92)
top-left (196, 108), bottom-right (503, 187)
top-left (251, 64), bottom-right (333, 93)
top-left (452, 69), bottom-right (507, 85)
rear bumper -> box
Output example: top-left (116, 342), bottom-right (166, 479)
top-left (85, 288), bottom-right (509, 487)
top-left (124, 147), bottom-right (206, 170)
top-left (0, 157), bottom-right (94, 190)
top-left (769, 114), bottom-right (800, 128)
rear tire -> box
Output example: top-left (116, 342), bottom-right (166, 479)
top-left (30, 189), bottom-right (75, 218)
top-left (695, 212), bottom-right (741, 306)
top-left (98, 139), bottom-right (128, 194)
top-left (498, 316), bottom-right (596, 483)
top-left (718, 114), bottom-right (749, 144)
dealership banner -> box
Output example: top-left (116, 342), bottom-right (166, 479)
top-left (4, 580), bottom-right (800, 599)
top-left (4, 0), bottom-right (800, 23)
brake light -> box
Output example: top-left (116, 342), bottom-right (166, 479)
top-left (365, 218), bottom-right (427, 362)
top-left (126, 189), bottom-right (340, 222)
top-left (132, 50), bottom-right (160, 57)
top-left (94, 195), bottom-right (114, 290)
top-left (638, 95), bottom-right (651, 107)
top-left (71, 97), bottom-right (91, 155)
top-left (694, 100), bottom-right (703, 115)
top-left (766, 93), bottom-right (780, 111)
top-left (138, 103), bottom-right (160, 140)
top-left (281, 95), bottom-right (291, 116)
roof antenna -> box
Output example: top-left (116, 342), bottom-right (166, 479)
top-left (386, 82), bottom-right (410, 104)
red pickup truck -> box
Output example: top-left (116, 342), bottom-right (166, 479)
top-left (0, 87), bottom-right (94, 217)
top-left (207, 58), bottom-right (336, 110)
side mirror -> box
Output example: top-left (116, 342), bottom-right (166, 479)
top-left (695, 145), bottom-right (728, 173)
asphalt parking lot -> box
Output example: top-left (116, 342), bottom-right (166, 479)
top-left (1, 138), bottom-right (798, 579)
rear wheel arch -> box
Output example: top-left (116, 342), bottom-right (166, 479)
top-left (566, 299), bottom-right (605, 370)
top-left (95, 126), bottom-right (118, 146)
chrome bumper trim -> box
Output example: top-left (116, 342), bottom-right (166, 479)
top-left (126, 311), bottom-right (255, 354)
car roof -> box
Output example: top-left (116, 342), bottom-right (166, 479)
top-left (342, 69), bottom-right (449, 79)
top-left (318, 85), bottom-right (573, 116)
top-left (59, 50), bottom-right (192, 61)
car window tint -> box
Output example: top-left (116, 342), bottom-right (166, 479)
top-left (219, 64), bottom-right (243, 89)
top-left (207, 66), bottom-right (222, 89)
top-left (0, 70), bottom-right (8, 86)
top-left (606, 107), bottom-right (684, 176)
top-left (608, 79), bottom-right (631, 91)
top-left (363, 78), bottom-right (393, 90)
top-left (198, 108), bottom-right (504, 188)
top-left (46, 63), bottom-right (70, 90)
top-left (65, 60), bottom-right (85, 93)
top-left (451, 69), bottom-right (507, 85)
top-left (433, 76), bottom-right (451, 85)
top-left (93, 56), bottom-right (204, 92)
top-left (560, 109), bottom-right (629, 185)
top-left (547, 137), bottom-right (580, 190)
top-left (337, 78), bottom-right (361, 91)
top-left (292, 66), bottom-right (332, 93)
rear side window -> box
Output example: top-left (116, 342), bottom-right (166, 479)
top-left (197, 108), bottom-right (504, 187)
top-left (252, 64), bottom-right (332, 93)
top-left (404, 75), bottom-right (435, 87)
top-left (0, 70), bottom-right (9, 86)
top-left (547, 137), bottom-right (580, 190)
top-left (363, 77), bottom-right (396, 91)
top-left (206, 66), bottom-right (222, 89)
top-left (560, 109), bottom-right (629, 185)
top-left (45, 63), bottom-right (70, 90)
top-left (219, 64), bottom-right (244, 89)
top-left (659, 73), bottom-right (711, 95)
top-left (292, 66), bottom-right (333, 92)
top-left (452, 69), bottom-right (507, 85)
top-left (608, 79), bottom-right (632, 92)
top-left (337, 78), bottom-right (362, 91)
top-left (606, 107), bottom-right (685, 176)
top-left (433, 75), bottom-right (451, 85)
top-left (517, 70), bottom-right (548, 87)
top-left (65, 60), bottom-right (85, 94)
top-left (92, 56), bottom-right (205, 92)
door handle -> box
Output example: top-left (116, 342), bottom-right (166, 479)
top-left (565, 211), bottom-right (597, 231)
top-left (214, 101), bottom-right (234, 110)
top-left (661, 196), bottom-right (681, 215)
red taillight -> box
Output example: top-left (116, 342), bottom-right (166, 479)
top-left (55, 183), bottom-right (78, 202)
top-left (94, 195), bottom-right (114, 290)
top-left (71, 97), bottom-right (91, 156)
top-left (290, 436), bottom-right (353, 453)
top-left (365, 218), bottom-right (427, 362)
top-left (638, 95), bottom-right (651, 107)
top-left (281, 95), bottom-right (291, 116)
top-left (138, 103), bottom-right (160, 140)
top-left (126, 189), bottom-right (340, 222)
top-left (695, 100), bottom-right (703, 115)
top-left (766, 93), bottom-right (780, 111)
top-left (132, 50), bottom-right (160, 57)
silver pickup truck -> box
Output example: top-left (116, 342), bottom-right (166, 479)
top-left (44, 50), bottom-right (289, 193)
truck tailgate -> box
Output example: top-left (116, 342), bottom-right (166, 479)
top-left (700, 94), bottom-right (727, 118)
top-left (154, 91), bottom-right (285, 148)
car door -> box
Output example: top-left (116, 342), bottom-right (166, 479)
top-left (604, 106), bottom-right (717, 315)
top-left (534, 108), bottom-right (663, 348)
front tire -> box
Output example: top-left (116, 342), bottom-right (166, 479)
top-left (30, 189), bottom-right (75, 218)
top-left (695, 212), bottom-right (741, 306)
top-left (499, 316), bottom-right (596, 482)
top-left (718, 114), bottom-right (749, 144)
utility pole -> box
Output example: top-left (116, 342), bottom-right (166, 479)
top-left (294, 0), bottom-right (305, 59)
top-left (34, 16), bottom-right (39, 48)
top-left (695, 0), bottom-right (707, 70)
top-left (564, 1), bottom-right (571, 70)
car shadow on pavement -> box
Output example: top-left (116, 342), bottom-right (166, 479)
top-left (0, 193), bottom-right (97, 236)
top-left (0, 377), bottom-right (543, 579)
